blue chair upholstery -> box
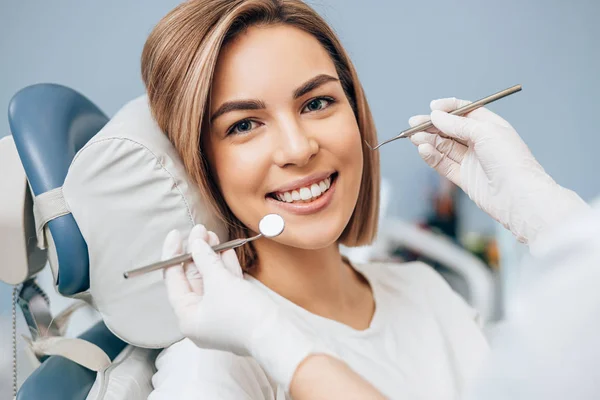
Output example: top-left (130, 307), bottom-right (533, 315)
top-left (8, 84), bottom-right (128, 399)
top-left (8, 83), bottom-right (108, 295)
top-left (16, 321), bottom-right (127, 400)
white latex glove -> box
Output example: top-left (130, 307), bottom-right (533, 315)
top-left (162, 224), bottom-right (328, 391)
top-left (409, 98), bottom-right (588, 250)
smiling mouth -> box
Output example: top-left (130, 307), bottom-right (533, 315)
top-left (268, 173), bottom-right (338, 204)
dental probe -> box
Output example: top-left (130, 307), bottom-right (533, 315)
top-left (365, 84), bottom-right (522, 151)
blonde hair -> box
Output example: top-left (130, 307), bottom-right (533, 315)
top-left (141, 0), bottom-right (380, 268)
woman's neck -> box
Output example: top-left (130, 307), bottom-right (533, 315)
top-left (248, 239), bottom-right (374, 330)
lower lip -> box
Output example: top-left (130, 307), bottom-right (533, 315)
top-left (266, 175), bottom-right (337, 216)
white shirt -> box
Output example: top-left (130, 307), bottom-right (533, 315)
top-left (149, 262), bottom-right (489, 400)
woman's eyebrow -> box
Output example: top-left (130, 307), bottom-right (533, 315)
top-left (210, 99), bottom-right (266, 123)
top-left (210, 74), bottom-right (338, 123)
top-left (293, 74), bottom-right (339, 99)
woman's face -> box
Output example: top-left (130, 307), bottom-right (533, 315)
top-left (207, 24), bottom-right (363, 249)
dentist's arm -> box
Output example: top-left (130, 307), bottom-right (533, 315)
top-left (162, 226), bottom-right (387, 400)
top-left (408, 98), bottom-right (589, 254)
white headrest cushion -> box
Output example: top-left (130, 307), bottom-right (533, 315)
top-left (62, 96), bottom-right (226, 348)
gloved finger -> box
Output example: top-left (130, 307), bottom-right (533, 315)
top-left (189, 236), bottom-right (224, 282)
top-left (417, 144), bottom-right (462, 188)
top-left (206, 230), bottom-right (219, 247)
top-left (409, 115), bottom-right (468, 146)
top-left (409, 131), bottom-right (430, 146)
top-left (188, 224), bottom-right (209, 243)
top-left (163, 230), bottom-right (199, 309)
top-left (410, 132), bottom-right (467, 164)
top-left (221, 249), bottom-right (244, 279)
top-left (430, 97), bottom-right (512, 128)
top-left (205, 230), bottom-right (244, 279)
top-left (430, 110), bottom-right (487, 143)
top-left (162, 229), bottom-right (184, 261)
top-left (206, 231), bottom-right (241, 278)
top-left (408, 115), bottom-right (440, 134)
top-left (185, 225), bottom-right (208, 295)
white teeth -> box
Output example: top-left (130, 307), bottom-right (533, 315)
top-left (273, 175), bottom-right (334, 203)
top-left (310, 183), bottom-right (322, 197)
top-left (300, 187), bottom-right (312, 200)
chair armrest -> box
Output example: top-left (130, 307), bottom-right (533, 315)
top-left (17, 321), bottom-right (126, 400)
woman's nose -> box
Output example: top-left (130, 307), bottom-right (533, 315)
top-left (273, 121), bottom-right (319, 168)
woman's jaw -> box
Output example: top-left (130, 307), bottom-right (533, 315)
top-left (260, 168), bottom-right (361, 252)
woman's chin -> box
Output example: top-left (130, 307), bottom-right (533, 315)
top-left (275, 226), bottom-right (346, 251)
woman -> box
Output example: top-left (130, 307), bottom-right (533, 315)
top-left (144, 1), bottom-right (587, 399)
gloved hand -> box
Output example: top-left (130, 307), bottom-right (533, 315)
top-left (162, 224), bottom-right (329, 391)
top-left (408, 97), bottom-right (588, 249)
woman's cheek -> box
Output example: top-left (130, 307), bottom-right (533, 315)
top-left (216, 146), bottom-right (269, 200)
top-left (327, 118), bottom-right (363, 166)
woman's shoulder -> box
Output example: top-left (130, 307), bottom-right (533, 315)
top-left (149, 338), bottom-right (279, 399)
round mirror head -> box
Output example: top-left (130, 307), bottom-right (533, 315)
top-left (258, 214), bottom-right (285, 238)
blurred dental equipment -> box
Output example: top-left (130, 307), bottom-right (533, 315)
top-left (123, 213), bottom-right (285, 279)
top-left (365, 84), bottom-right (522, 150)
top-left (342, 177), bottom-right (497, 323)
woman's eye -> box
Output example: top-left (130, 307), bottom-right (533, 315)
top-left (227, 119), bottom-right (260, 136)
top-left (302, 97), bottom-right (334, 113)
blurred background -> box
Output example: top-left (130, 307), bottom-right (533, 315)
top-left (1, 0), bottom-right (599, 397)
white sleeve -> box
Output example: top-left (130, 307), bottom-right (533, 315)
top-left (148, 339), bottom-right (277, 400)
top-left (464, 202), bottom-right (600, 400)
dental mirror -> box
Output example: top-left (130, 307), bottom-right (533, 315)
top-left (123, 214), bottom-right (285, 279)
top-left (258, 213), bottom-right (285, 238)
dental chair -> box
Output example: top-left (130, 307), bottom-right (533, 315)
top-left (1, 83), bottom-right (496, 400)
top-left (2, 84), bottom-right (164, 400)
top-left (3, 82), bottom-right (228, 400)
top-left (2, 84), bottom-right (139, 400)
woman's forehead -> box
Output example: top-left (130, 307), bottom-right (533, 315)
top-left (211, 24), bottom-right (338, 102)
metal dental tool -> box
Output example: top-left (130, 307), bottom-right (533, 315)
top-left (364, 84), bottom-right (522, 151)
top-left (123, 213), bottom-right (285, 279)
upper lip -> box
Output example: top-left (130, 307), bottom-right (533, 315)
top-left (268, 171), bottom-right (335, 194)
